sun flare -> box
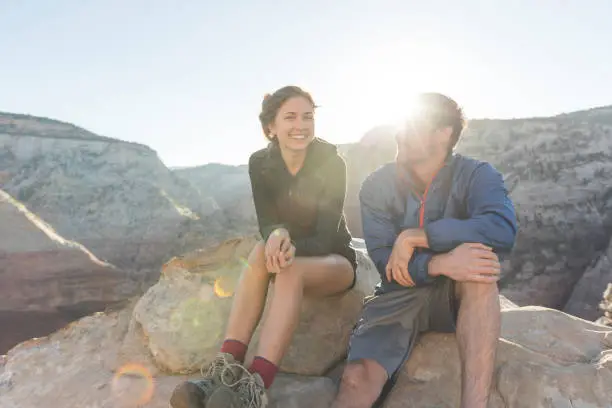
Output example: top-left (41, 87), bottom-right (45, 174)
top-left (315, 38), bottom-right (486, 143)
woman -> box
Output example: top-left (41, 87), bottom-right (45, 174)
top-left (170, 85), bottom-right (357, 408)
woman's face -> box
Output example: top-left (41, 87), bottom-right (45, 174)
top-left (268, 96), bottom-right (315, 152)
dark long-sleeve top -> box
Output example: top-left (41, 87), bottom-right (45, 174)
top-left (248, 138), bottom-right (354, 259)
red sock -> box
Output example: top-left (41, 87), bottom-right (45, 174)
top-left (220, 339), bottom-right (247, 363)
top-left (248, 356), bottom-right (278, 389)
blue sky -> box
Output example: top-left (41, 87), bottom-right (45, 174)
top-left (1, 1), bottom-right (611, 167)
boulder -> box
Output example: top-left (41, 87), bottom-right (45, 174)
top-left (129, 236), bottom-right (379, 376)
top-left (0, 307), bottom-right (336, 408)
top-left (384, 307), bottom-right (612, 407)
top-left (1, 235), bottom-right (611, 408)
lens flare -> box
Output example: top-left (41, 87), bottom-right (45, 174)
top-left (213, 276), bottom-right (234, 298)
top-left (111, 363), bottom-right (154, 406)
top-left (238, 256), bottom-right (250, 269)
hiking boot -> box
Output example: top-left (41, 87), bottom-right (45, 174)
top-left (205, 384), bottom-right (242, 408)
top-left (169, 352), bottom-right (243, 408)
top-left (232, 371), bottom-right (269, 408)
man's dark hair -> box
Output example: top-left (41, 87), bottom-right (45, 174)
top-left (415, 92), bottom-right (467, 151)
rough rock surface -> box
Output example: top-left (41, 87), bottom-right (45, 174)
top-left (173, 163), bottom-right (256, 230)
top-left (2, 105), bottom-right (612, 356)
top-left (459, 111), bottom-right (612, 315)
top-left (175, 108), bottom-right (612, 319)
top-left (0, 112), bottom-right (256, 282)
top-left (335, 107), bottom-right (612, 318)
top-left (565, 239), bottom-right (612, 320)
top-left (128, 236), bottom-right (379, 376)
top-left (0, 188), bottom-right (130, 353)
top-left (385, 307), bottom-right (612, 408)
top-left (0, 112), bottom-right (257, 351)
top-left (0, 306), bottom-right (336, 408)
top-left (596, 283), bottom-right (612, 327)
top-left (338, 125), bottom-right (399, 237)
top-left (1, 241), bottom-right (610, 407)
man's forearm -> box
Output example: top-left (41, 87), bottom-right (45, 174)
top-left (399, 228), bottom-right (429, 249)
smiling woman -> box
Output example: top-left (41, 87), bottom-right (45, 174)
top-left (170, 85), bottom-right (357, 408)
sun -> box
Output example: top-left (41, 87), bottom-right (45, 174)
top-left (314, 38), bottom-right (485, 144)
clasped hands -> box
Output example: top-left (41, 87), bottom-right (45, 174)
top-left (264, 228), bottom-right (296, 273)
top-left (386, 229), bottom-right (502, 287)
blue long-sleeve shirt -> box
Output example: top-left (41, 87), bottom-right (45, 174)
top-left (359, 154), bottom-right (517, 292)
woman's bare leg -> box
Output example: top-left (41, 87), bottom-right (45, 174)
top-left (223, 242), bottom-right (271, 346)
top-left (255, 254), bottom-right (354, 365)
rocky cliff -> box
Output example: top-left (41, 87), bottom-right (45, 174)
top-left (457, 108), bottom-right (612, 317)
top-left (1, 237), bottom-right (610, 408)
top-left (0, 188), bottom-right (130, 352)
top-left (0, 112), bottom-right (257, 352)
top-left (2, 105), bottom-right (611, 354)
top-left (176, 107), bottom-right (612, 320)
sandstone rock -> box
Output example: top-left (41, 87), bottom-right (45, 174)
top-left (173, 163), bottom-right (257, 229)
top-left (0, 113), bottom-right (257, 351)
top-left (595, 283), bottom-right (612, 327)
top-left (0, 307), bottom-right (336, 408)
top-left (499, 294), bottom-right (518, 310)
top-left (0, 118), bottom-right (257, 286)
top-left (339, 125), bottom-right (398, 237)
top-left (336, 110), bottom-right (612, 318)
top-left (384, 307), bottom-right (612, 408)
top-left (268, 375), bottom-right (336, 408)
top-left (0, 189), bottom-right (131, 353)
top-left (3, 103), bottom-right (612, 362)
top-left (458, 115), bottom-right (612, 316)
top-left (129, 236), bottom-right (379, 376)
top-left (2, 290), bottom-right (610, 407)
top-left (565, 239), bottom-right (612, 320)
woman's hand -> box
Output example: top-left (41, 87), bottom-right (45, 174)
top-left (265, 228), bottom-right (293, 273)
top-left (278, 243), bottom-right (296, 269)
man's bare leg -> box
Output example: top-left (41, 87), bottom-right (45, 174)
top-left (455, 281), bottom-right (501, 408)
top-left (332, 359), bottom-right (388, 408)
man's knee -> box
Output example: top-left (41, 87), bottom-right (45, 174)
top-left (456, 281), bottom-right (499, 302)
top-left (339, 360), bottom-right (387, 398)
top-left (341, 362), bottom-right (369, 390)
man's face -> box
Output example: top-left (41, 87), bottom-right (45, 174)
top-left (396, 113), bottom-right (453, 164)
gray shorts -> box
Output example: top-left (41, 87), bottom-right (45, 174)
top-left (347, 277), bottom-right (458, 380)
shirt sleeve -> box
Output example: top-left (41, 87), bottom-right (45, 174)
top-left (359, 177), bottom-right (393, 280)
top-left (248, 154), bottom-right (286, 242)
top-left (293, 156), bottom-right (347, 256)
top-left (360, 167), bottom-right (439, 286)
top-left (424, 162), bottom-right (518, 254)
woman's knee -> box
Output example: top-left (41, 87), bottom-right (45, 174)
top-left (245, 241), bottom-right (268, 275)
top-left (272, 261), bottom-right (304, 288)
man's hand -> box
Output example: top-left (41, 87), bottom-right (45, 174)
top-left (429, 243), bottom-right (501, 283)
top-left (385, 232), bottom-right (416, 287)
top-left (265, 228), bottom-right (293, 273)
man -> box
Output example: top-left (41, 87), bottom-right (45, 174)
top-left (331, 93), bottom-right (518, 408)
